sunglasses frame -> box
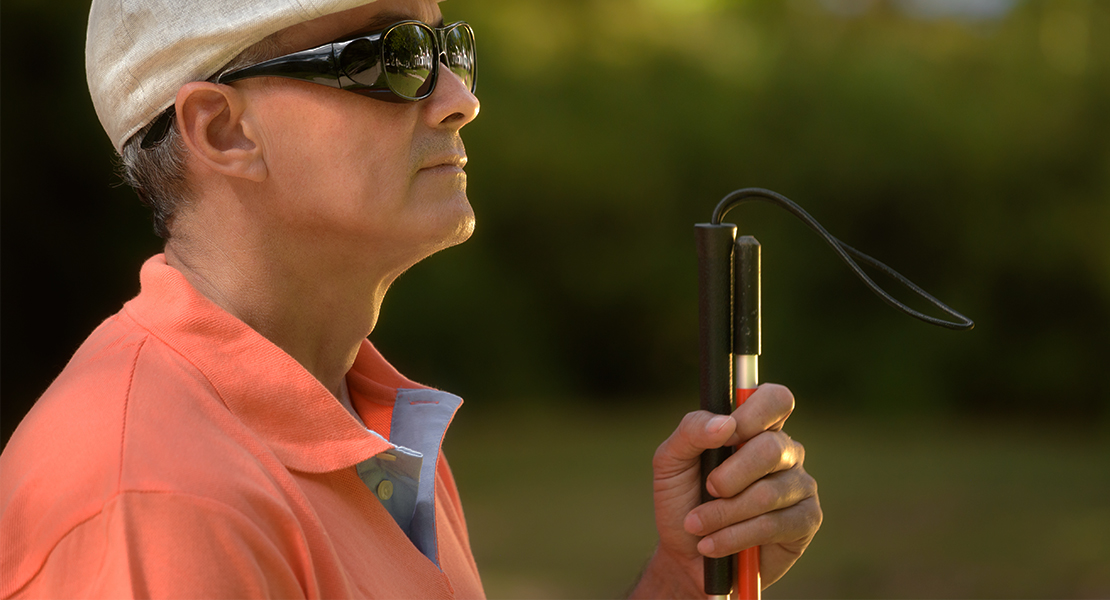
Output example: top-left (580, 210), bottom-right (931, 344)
top-left (217, 20), bottom-right (476, 103)
top-left (141, 20), bottom-right (475, 149)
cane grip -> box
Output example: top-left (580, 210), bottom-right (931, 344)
top-left (695, 224), bottom-right (737, 596)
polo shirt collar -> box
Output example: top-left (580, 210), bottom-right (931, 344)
top-left (123, 254), bottom-right (451, 474)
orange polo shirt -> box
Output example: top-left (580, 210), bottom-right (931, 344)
top-left (0, 255), bottom-right (485, 599)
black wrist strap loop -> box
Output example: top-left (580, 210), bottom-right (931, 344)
top-left (712, 188), bottom-right (974, 331)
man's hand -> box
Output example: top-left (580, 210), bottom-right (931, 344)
top-left (630, 384), bottom-right (821, 598)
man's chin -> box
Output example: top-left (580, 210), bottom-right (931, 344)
top-left (442, 206), bottom-right (476, 249)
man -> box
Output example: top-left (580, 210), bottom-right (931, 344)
top-left (0, 0), bottom-right (821, 596)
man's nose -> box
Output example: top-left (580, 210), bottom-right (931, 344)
top-left (425, 61), bottom-right (480, 129)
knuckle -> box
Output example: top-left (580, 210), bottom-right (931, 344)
top-left (751, 479), bottom-right (778, 511)
top-left (798, 497), bottom-right (824, 534)
top-left (711, 525), bottom-right (743, 557)
top-left (701, 500), bottom-right (728, 530)
top-left (706, 468), bottom-right (733, 498)
top-left (681, 410), bottom-right (712, 438)
top-left (651, 411), bottom-right (703, 470)
top-left (773, 432), bottom-right (791, 456)
top-left (810, 501), bottom-right (824, 530)
top-left (754, 433), bottom-right (788, 467)
top-left (682, 410), bottom-right (706, 429)
top-left (753, 513), bottom-right (779, 542)
top-left (673, 411), bottom-right (702, 437)
top-left (801, 469), bottom-right (818, 496)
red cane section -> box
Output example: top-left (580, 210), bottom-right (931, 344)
top-left (737, 548), bottom-right (761, 599)
top-left (734, 384), bottom-right (761, 600)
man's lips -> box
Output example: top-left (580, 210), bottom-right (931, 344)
top-left (420, 154), bottom-right (467, 172)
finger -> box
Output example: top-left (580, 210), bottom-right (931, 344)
top-left (652, 410), bottom-right (738, 478)
top-left (695, 495), bottom-right (822, 558)
top-left (706, 431), bottom-right (804, 499)
top-left (685, 465), bottom-right (817, 536)
top-left (728, 383), bottom-right (795, 446)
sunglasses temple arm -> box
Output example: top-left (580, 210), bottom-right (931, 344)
top-left (218, 46), bottom-right (344, 90)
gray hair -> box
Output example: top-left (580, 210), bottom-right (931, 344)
top-left (118, 35), bottom-right (285, 239)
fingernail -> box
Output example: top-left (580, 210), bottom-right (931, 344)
top-left (684, 513), bottom-right (703, 534)
top-left (708, 415), bottom-right (730, 433)
top-left (706, 479), bottom-right (719, 498)
top-left (698, 537), bottom-right (715, 555)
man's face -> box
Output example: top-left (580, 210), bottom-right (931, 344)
top-left (237, 0), bottom-right (480, 272)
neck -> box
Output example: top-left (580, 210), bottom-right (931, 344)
top-left (164, 211), bottom-right (403, 397)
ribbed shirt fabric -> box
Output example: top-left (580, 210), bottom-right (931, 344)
top-left (0, 255), bottom-right (485, 599)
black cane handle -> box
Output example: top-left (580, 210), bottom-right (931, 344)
top-left (695, 223), bottom-right (737, 596)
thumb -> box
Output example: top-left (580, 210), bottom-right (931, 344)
top-left (653, 411), bottom-right (737, 478)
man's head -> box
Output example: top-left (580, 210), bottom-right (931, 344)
top-left (88, 0), bottom-right (479, 260)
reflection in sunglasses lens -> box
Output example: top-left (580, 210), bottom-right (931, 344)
top-left (384, 24), bottom-right (435, 99)
top-left (338, 38), bottom-right (382, 88)
top-left (444, 26), bottom-right (474, 90)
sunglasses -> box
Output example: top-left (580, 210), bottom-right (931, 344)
top-left (219, 20), bottom-right (476, 101)
top-left (141, 21), bottom-right (476, 149)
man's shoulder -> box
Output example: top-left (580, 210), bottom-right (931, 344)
top-left (6, 309), bottom-right (223, 470)
top-left (1, 308), bottom-right (302, 596)
top-left (3, 311), bottom-right (155, 489)
top-left (4, 304), bottom-right (282, 492)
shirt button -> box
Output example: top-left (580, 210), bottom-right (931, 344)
top-left (377, 479), bottom-right (394, 501)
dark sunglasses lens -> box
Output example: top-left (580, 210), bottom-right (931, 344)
top-left (338, 38), bottom-right (383, 87)
top-left (443, 25), bottom-right (475, 91)
top-left (383, 24), bottom-right (435, 99)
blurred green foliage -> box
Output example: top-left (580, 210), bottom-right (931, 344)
top-left (3, 1), bottom-right (1108, 431)
top-left (374, 0), bottom-right (1110, 420)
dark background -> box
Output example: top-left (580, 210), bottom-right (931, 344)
top-left (3, 0), bottom-right (1108, 597)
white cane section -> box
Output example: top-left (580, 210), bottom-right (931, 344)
top-left (734, 354), bottom-right (759, 390)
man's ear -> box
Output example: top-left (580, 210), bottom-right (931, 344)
top-left (175, 82), bottom-right (267, 182)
